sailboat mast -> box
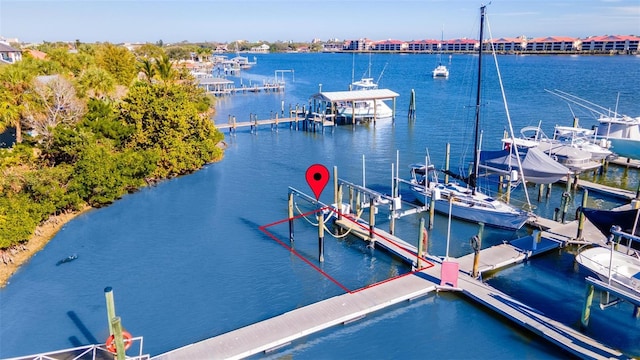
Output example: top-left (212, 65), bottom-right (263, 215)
top-left (472, 5), bottom-right (486, 195)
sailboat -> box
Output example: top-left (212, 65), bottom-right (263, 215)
top-left (410, 5), bottom-right (529, 230)
top-left (432, 27), bottom-right (449, 78)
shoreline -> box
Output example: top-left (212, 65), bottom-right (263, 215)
top-left (0, 205), bottom-right (92, 288)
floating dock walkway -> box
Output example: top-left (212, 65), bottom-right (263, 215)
top-left (152, 211), bottom-right (626, 360)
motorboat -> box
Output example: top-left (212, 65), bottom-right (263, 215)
top-left (545, 89), bottom-right (640, 160)
top-left (479, 145), bottom-right (570, 184)
top-left (552, 125), bottom-right (613, 161)
top-left (336, 72), bottom-right (394, 121)
top-left (515, 126), bottom-right (602, 173)
top-left (575, 246), bottom-right (640, 295)
top-left (406, 7), bottom-right (532, 231)
top-left (595, 114), bottom-right (640, 160)
top-left (409, 164), bottom-right (529, 230)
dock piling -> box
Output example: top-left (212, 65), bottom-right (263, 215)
top-left (368, 197), bottom-right (376, 246)
top-left (104, 287), bottom-right (116, 336)
top-left (581, 283), bottom-right (595, 327)
top-left (416, 218), bottom-right (426, 269)
top-left (111, 316), bottom-right (127, 360)
top-left (471, 223), bottom-right (484, 279)
top-left (318, 210), bottom-right (324, 262)
top-left (576, 189), bottom-right (588, 240)
top-left (288, 192), bottom-right (294, 243)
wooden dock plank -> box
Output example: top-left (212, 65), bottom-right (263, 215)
top-left (458, 277), bottom-right (625, 359)
top-left (153, 215), bottom-right (627, 360)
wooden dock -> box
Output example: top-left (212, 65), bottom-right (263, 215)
top-left (215, 112), bottom-right (336, 133)
top-left (151, 212), bottom-right (627, 360)
top-left (152, 269), bottom-right (441, 360)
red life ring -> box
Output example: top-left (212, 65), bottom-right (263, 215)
top-left (106, 330), bottom-right (133, 353)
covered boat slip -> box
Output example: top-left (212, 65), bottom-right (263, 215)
top-left (309, 89), bottom-right (399, 124)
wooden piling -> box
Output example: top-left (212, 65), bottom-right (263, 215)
top-left (444, 143), bottom-right (451, 184)
top-left (429, 195), bottom-right (436, 229)
top-left (471, 223), bottom-right (484, 279)
top-left (111, 316), bottom-right (126, 360)
top-left (288, 192), bottom-right (294, 243)
top-left (581, 283), bottom-right (595, 327)
top-left (416, 218), bottom-right (425, 268)
top-left (546, 183), bottom-right (552, 198)
top-left (318, 210), bottom-right (324, 262)
top-left (104, 287), bottom-right (116, 336)
top-left (576, 189), bottom-right (588, 240)
top-left (368, 197), bottom-right (376, 245)
top-left (408, 89), bottom-right (416, 121)
top-left (538, 183), bottom-right (544, 202)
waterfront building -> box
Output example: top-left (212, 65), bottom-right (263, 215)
top-left (581, 35), bottom-right (640, 53)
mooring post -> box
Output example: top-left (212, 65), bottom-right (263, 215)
top-left (546, 183), bottom-right (552, 198)
top-left (111, 316), bottom-right (126, 360)
top-left (288, 192), bottom-right (295, 243)
top-left (471, 223), bottom-right (484, 279)
top-left (561, 191), bottom-right (570, 223)
top-left (444, 143), bottom-right (451, 184)
top-left (369, 197), bottom-right (376, 246)
top-left (318, 210), bottom-right (324, 262)
top-left (416, 218), bottom-right (426, 269)
top-left (532, 229), bottom-right (541, 251)
top-left (505, 174), bottom-right (512, 204)
top-left (577, 189), bottom-right (588, 240)
top-left (581, 283), bottom-right (595, 327)
top-left (538, 183), bottom-right (544, 202)
top-left (349, 187), bottom-right (354, 215)
top-left (428, 195), bottom-right (436, 229)
top-left (104, 287), bottom-right (116, 336)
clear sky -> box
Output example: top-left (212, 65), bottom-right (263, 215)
top-left (1, 0), bottom-right (639, 44)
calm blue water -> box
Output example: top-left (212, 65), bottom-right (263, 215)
top-left (1, 53), bottom-right (639, 359)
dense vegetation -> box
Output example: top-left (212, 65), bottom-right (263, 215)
top-left (0, 43), bottom-right (224, 249)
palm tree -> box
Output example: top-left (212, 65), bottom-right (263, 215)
top-left (155, 55), bottom-right (175, 83)
top-left (0, 65), bottom-right (35, 144)
top-left (76, 66), bottom-right (116, 98)
top-left (138, 58), bottom-right (156, 83)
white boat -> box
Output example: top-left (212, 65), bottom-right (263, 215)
top-left (336, 59), bottom-right (394, 121)
top-left (575, 246), bottom-right (640, 295)
top-left (546, 89), bottom-right (640, 160)
top-left (432, 28), bottom-right (449, 78)
top-left (595, 114), bottom-right (640, 160)
top-left (409, 164), bottom-right (529, 230)
top-left (515, 126), bottom-right (602, 173)
top-left (408, 6), bottom-right (529, 231)
top-left (553, 125), bottom-right (613, 161)
top-left (432, 64), bottom-right (449, 78)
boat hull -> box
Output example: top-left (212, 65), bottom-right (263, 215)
top-left (609, 138), bottom-right (640, 160)
top-left (575, 246), bottom-right (640, 294)
top-left (411, 186), bottom-right (528, 230)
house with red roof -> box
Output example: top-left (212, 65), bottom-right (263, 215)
top-left (372, 39), bottom-right (406, 52)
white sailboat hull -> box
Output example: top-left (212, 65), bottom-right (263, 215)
top-left (410, 182), bottom-right (529, 230)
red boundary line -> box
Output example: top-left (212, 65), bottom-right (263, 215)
top-left (259, 205), bottom-right (435, 295)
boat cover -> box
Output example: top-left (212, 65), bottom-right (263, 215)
top-left (479, 146), bottom-right (570, 184)
top-left (583, 207), bottom-right (640, 238)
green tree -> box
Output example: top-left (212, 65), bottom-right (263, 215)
top-left (94, 43), bottom-right (137, 85)
top-left (134, 43), bottom-right (164, 59)
top-left (0, 64), bottom-right (37, 144)
top-left (119, 81), bottom-right (222, 178)
top-left (75, 66), bottom-right (116, 99)
top-left (138, 58), bottom-right (156, 83)
top-left (155, 55), bottom-right (175, 83)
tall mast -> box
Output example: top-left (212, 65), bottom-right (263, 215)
top-left (472, 5), bottom-right (486, 195)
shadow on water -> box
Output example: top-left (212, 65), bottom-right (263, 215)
top-left (67, 311), bottom-right (98, 345)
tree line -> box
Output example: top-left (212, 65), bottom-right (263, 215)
top-left (0, 42), bottom-right (224, 249)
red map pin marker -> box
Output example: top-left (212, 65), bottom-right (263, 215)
top-left (305, 164), bottom-right (330, 200)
